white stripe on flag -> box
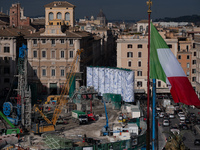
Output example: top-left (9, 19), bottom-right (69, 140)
top-left (157, 48), bottom-right (186, 77)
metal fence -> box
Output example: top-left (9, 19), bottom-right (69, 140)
top-left (43, 132), bottom-right (146, 150)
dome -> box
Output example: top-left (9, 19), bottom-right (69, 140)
top-left (97, 9), bottom-right (106, 18)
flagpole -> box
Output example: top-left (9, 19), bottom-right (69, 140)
top-left (152, 79), bottom-right (156, 150)
top-left (147, 0), bottom-right (152, 149)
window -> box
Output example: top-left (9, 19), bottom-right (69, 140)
top-left (33, 51), bottom-right (37, 58)
top-left (61, 51), bottom-right (64, 58)
top-left (49, 12), bottom-right (54, 21)
top-left (4, 78), bottom-right (9, 83)
top-left (186, 71), bottom-right (189, 76)
top-left (33, 69), bottom-right (37, 76)
top-left (192, 69), bottom-right (196, 73)
top-left (178, 45), bottom-right (180, 51)
top-left (138, 52), bottom-right (142, 57)
top-left (42, 39), bottom-right (46, 44)
top-left (51, 29), bottom-right (55, 34)
top-left (4, 57), bottom-right (9, 63)
top-left (192, 77), bottom-right (196, 82)
top-left (60, 39), bottom-right (64, 44)
top-left (42, 51), bottom-right (46, 58)
top-left (158, 81), bottom-right (161, 87)
top-left (57, 12), bottom-right (62, 19)
top-left (138, 44), bottom-right (142, 48)
top-left (193, 43), bottom-right (196, 48)
top-left (33, 39), bottom-right (37, 45)
top-left (178, 55), bottom-right (181, 59)
top-left (186, 45), bottom-right (189, 52)
top-left (69, 51), bottom-right (73, 58)
top-left (127, 44), bottom-right (132, 48)
top-left (51, 69), bottom-right (55, 76)
top-left (193, 60), bottom-right (196, 64)
top-left (168, 44), bottom-right (172, 48)
top-left (51, 51), bottom-right (55, 58)
top-left (61, 69), bottom-right (65, 77)
top-left (138, 61), bottom-right (141, 67)
top-left (69, 39), bottom-right (73, 45)
top-left (187, 55), bottom-right (190, 59)
top-left (137, 71), bottom-right (142, 76)
top-left (51, 39), bottom-right (55, 46)
top-left (194, 52), bottom-right (196, 56)
top-left (42, 69), bottom-right (46, 76)
top-left (128, 61), bottom-right (131, 67)
top-left (139, 26), bottom-right (143, 32)
top-left (127, 52), bottom-right (133, 57)
top-left (187, 63), bottom-right (190, 68)
top-left (4, 67), bottom-right (10, 74)
top-left (65, 12), bottom-right (70, 21)
top-left (137, 81), bottom-right (142, 87)
top-left (4, 47), bottom-right (10, 53)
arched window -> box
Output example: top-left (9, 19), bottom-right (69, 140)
top-left (65, 12), bottom-right (70, 21)
top-left (49, 12), bottom-right (54, 21)
top-left (146, 25), bottom-right (148, 33)
top-left (140, 25), bottom-right (143, 32)
top-left (57, 12), bottom-right (62, 19)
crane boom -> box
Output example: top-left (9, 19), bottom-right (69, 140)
top-left (51, 49), bottom-right (83, 125)
top-left (35, 107), bottom-right (52, 125)
top-left (34, 49), bottom-right (83, 129)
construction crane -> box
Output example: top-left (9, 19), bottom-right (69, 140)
top-left (101, 100), bottom-right (111, 136)
top-left (32, 49), bottom-right (83, 133)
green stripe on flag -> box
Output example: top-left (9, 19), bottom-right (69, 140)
top-left (150, 22), bottom-right (168, 83)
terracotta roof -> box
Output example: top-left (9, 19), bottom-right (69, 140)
top-left (24, 29), bottom-right (91, 39)
top-left (44, 1), bottom-right (75, 8)
top-left (0, 26), bottom-right (34, 37)
top-left (93, 35), bottom-right (101, 40)
top-left (0, 12), bottom-right (9, 17)
top-left (137, 20), bottom-right (148, 23)
top-left (0, 20), bottom-right (9, 25)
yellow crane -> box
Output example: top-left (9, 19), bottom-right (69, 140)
top-left (32, 49), bottom-right (83, 133)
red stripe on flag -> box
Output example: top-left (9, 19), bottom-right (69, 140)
top-left (168, 76), bottom-right (200, 106)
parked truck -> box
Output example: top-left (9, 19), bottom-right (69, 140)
top-left (72, 110), bottom-right (88, 124)
top-left (162, 99), bottom-right (171, 108)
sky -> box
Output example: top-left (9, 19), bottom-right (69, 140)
top-left (0, 0), bottom-right (200, 21)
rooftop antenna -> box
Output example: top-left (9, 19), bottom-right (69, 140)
top-left (1, 7), bottom-right (3, 13)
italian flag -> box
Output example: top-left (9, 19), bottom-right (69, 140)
top-left (150, 22), bottom-right (200, 106)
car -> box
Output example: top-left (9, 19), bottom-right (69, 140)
top-left (196, 119), bottom-right (200, 125)
top-left (179, 124), bottom-right (189, 130)
top-left (159, 112), bottom-right (165, 118)
top-left (164, 114), bottom-right (169, 120)
top-left (169, 114), bottom-right (175, 119)
top-left (180, 116), bottom-right (186, 120)
top-left (190, 105), bottom-right (195, 109)
top-left (185, 119), bottom-right (191, 124)
top-left (178, 112), bottom-right (185, 117)
top-left (163, 119), bottom-right (170, 127)
top-left (194, 139), bottom-right (200, 145)
top-left (156, 107), bottom-right (161, 111)
top-left (190, 113), bottom-right (196, 117)
top-left (170, 126), bottom-right (180, 134)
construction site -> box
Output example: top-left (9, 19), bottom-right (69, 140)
top-left (0, 45), bottom-right (147, 150)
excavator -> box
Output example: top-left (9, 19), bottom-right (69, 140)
top-left (31, 49), bottom-right (83, 134)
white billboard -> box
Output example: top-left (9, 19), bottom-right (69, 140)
top-left (86, 67), bottom-right (135, 102)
